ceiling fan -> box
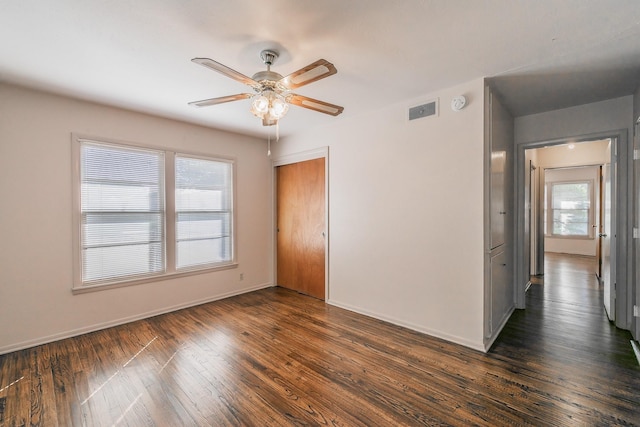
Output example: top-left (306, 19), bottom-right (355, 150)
top-left (189, 49), bottom-right (344, 127)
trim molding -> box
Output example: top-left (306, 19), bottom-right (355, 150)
top-left (271, 146), bottom-right (328, 167)
top-left (0, 283), bottom-right (274, 355)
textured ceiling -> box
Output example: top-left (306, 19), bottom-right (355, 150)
top-left (1, 0), bottom-right (639, 138)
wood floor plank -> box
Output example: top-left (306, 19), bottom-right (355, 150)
top-left (0, 350), bottom-right (30, 427)
top-left (1, 253), bottom-right (639, 425)
top-left (29, 345), bottom-right (57, 426)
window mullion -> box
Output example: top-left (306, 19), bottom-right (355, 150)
top-left (165, 151), bottom-right (177, 274)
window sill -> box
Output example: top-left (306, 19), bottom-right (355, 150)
top-left (72, 262), bottom-right (238, 294)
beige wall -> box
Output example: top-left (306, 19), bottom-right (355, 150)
top-left (0, 84), bottom-right (273, 354)
top-left (536, 140), bottom-right (609, 168)
top-left (273, 79), bottom-right (487, 350)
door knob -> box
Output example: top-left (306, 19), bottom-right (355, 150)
top-left (599, 233), bottom-right (608, 237)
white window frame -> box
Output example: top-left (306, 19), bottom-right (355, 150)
top-left (544, 179), bottom-right (594, 239)
top-left (72, 134), bottom-right (237, 293)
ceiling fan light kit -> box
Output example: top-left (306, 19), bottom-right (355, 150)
top-left (249, 89), bottom-right (289, 125)
top-left (189, 49), bottom-right (344, 131)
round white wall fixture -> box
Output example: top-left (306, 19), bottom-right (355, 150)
top-left (451, 96), bottom-right (466, 111)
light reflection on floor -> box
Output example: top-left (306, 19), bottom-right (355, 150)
top-left (81, 336), bottom-right (158, 406)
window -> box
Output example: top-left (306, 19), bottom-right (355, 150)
top-left (175, 156), bottom-right (232, 270)
top-left (80, 142), bottom-right (165, 283)
top-left (73, 137), bottom-right (235, 289)
top-left (546, 181), bottom-right (592, 237)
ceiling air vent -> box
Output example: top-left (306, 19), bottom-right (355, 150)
top-left (408, 99), bottom-right (438, 121)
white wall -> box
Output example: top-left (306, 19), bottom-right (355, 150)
top-left (273, 79), bottom-right (486, 350)
top-left (0, 84), bottom-right (273, 354)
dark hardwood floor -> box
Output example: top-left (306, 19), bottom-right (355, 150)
top-left (1, 253), bottom-right (638, 426)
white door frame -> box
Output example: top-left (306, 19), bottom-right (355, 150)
top-left (514, 130), bottom-right (632, 330)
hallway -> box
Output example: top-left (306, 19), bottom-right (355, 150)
top-left (491, 252), bottom-right (639, 421)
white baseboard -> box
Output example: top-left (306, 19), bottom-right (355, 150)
top-left (0, 282), bottom-right (274, 355)
top-left (326, 298), bottom-right (486, 353)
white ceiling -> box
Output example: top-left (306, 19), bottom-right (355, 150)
top-left (1, 1), bottom-right (640, 139)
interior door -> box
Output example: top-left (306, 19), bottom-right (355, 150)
top-left (528, 160), bottom-right (539, 276)
top-left (535, 167), bottom-right (545, 276)
top-left (276, 158), bottom-right (326, 299)
top-left (601, 153), bottom-right (614, 321)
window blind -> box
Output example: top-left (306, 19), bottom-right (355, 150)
top-left (80, 141), bottom-right (165, 283)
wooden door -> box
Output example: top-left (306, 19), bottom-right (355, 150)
top-left (276, 158), bottom-right (325, 299)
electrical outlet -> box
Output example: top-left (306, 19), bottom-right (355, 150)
top-left (634, 305), bottom-right (639, 317)
top-left (240, 273), bottom-right (244, 281)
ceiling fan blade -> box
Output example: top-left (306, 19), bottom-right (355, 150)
top-left (192, 58), bottom-right (258, 87)
top-left (288, 94), bottom-right (344, 116)
top-left (280, 59), bottom-right (337, 89)
top-left (188, 93), bottom-right (252, 108)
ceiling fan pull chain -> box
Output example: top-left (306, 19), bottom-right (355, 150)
top-left (276, 120), bottom-right (280, 141)
top-left (267, 132), bottom-right (271, 157)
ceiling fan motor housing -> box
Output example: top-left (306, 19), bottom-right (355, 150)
top-left (252, 50), bottom-right (285, 91)
top-left (251, 70), bottom-right (284, 84)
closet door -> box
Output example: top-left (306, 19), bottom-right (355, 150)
top-left (276, 158), bottom-right (325, 299)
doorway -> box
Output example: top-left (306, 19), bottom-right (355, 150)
top-left (273, 148), bottom-right (328, 300)
top-left (526, 140), bottom-right (611, 315)
top-left (515, 131), bottom-right (631, 331)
